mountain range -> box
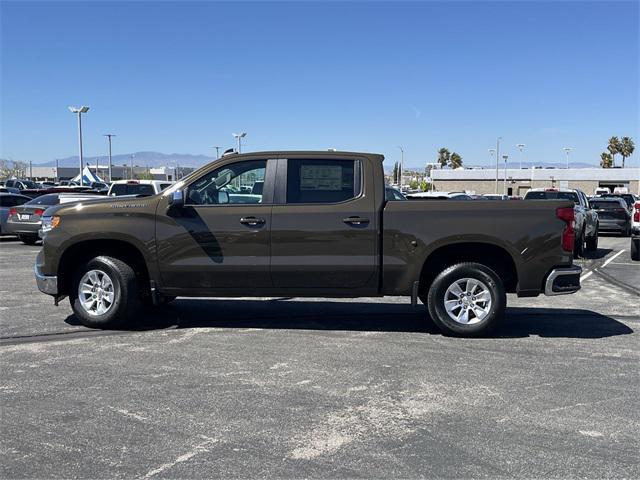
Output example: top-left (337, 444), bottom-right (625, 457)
top-left (33, 152), bottom-right (598, 170)
top-left (37, 151), bottom-right (217, 168)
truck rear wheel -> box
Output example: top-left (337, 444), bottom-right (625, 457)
top-left (69, 256), bottom-right (141, 329)
top-left (425, 262), bottom-right (506, 337)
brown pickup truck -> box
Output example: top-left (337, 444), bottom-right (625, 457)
top-left (35, 151), bottom-right (581, 336)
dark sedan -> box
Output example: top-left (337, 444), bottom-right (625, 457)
top-left (0, 193), bottom-right (31, 236)
top-left (5, 194), bottom-right (62, 244)
top-left (590, 197), bottom-right (632, 236)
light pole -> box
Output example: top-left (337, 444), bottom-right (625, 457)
top-left (502, 155), bottom-right (509, 196)
top-left (104, 134), bottom-right (116, 182)
top-left (516, 143), bottom-right (525, 169)
top-left (563, 147), bottom-right (572, 169)
top-left (130, 154), bottom-right (135, 179)
top-left (398, 146), bottom-right (404, 191)
top-left (232, 132), bottom-right (247, 153)
top-left (68, 106), bottom-right (89, 185)
top-left (213, 146), bottom-right (222, 158)
top-left (55, 158), bottom-right (59, 183)
top-left (494, 137), bottom-right (502, 194)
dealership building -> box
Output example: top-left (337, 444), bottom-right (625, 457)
top-left (431, 167), bottom-right (640, 196)
top-left (28, 164), bottom-right (195, 182)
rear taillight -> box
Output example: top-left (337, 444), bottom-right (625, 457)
top-left (8, 207), bottom-right (17, 217)
top-left (556, 206), bottom-right (575, 253)
top-left (34, 208), bottom-right (45, 216)
top-left (634, 203), bottom-right (640, 223)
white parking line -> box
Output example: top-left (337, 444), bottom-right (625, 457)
top-left (601, 250), bottom-right (625, 268)
top-left (580, 271), bottom-right (593, 282)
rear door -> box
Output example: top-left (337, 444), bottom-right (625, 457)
top-left (270, 155), bottom-right (378, 289)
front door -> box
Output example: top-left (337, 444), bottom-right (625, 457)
top-left (270, 156), bottom-right (378, 290)
top-left (156, 158), bottom-right (275, 290)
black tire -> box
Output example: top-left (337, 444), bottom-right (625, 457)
top-left (585, 230), bottom-right (598, 252)
top-left (623, 223), bottom-right (632, 237)
top-left (573, 230), bottom-right (585, 259)
top-left (631, 237), bottom-right (640, 261)
top-left (69, 256), bottom-right (141, 329)
top-left (19, 234), bottom-right (38, 245)
top-left (425, 262), bottom-right (506, 337)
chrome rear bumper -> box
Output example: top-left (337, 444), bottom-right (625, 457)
top-left (35, 263), bottom-right (58, 295)
top-left (544, 265), bottom-right (582, 296)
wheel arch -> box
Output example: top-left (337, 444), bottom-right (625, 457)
top-left (418, 241), bottom-right (519, 296)
top-left (57, 238), bottom-right (151, 296)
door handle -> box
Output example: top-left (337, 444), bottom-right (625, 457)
top-left (343, 216), bottom-right (370, 225)
top-left (239, 216), bottom-right (265, 226)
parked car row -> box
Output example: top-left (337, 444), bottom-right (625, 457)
top-left (0, 180), bottom-right (175, 245)
top-left (0, 192), bottom-right (107, 244)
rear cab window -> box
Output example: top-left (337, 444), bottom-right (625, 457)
top-left (110, 184), bottom-right (156, 196)
top-left (591, 200), bottom-right (625, 210)
top-left (524, 191), bottom-right (579, 204)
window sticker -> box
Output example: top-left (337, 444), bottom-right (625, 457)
top-left (300, 165), bottom-right (342, 191)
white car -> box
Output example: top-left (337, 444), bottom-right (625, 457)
top-left (482, 194), bottom-right (509, 200)
top-left (405, 191), bottom-right (472, 200)
top-left (107, 180), bottom-right (173, 197)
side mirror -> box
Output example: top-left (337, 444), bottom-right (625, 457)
top-left (217, 191), bottom-right (229, 204)
top-left (168, 190), bottom-right (184, 207)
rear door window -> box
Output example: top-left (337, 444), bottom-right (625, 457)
top-left (286, 159), bottom-right (360, 204)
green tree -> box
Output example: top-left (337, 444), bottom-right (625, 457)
top-left (392, 162), bottom-right (399, 184)
top-left (409, 180), bottom-right (419, 190)
top-left (135, 170), bottom-right (155, 180)
top-left (420, 180), bottom-right (432, 192)
top-left (437, 148), bottom-right (451, 168)
top-left (450, 152), bottom-right (463, 169)
top-left (608, 136), bottom-right (621, 167)
top-left (600, 152), bottom-right (613, 168)
top-left (619, 136), bottom-right (635, 168)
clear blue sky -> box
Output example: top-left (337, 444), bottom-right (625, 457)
top-left (1, 0), bottom-right (638, 168)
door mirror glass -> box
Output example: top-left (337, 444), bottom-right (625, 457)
top-left (168, 190), bottom-right (184, 207)
top-left (217, 191), bottom-right (229, 204)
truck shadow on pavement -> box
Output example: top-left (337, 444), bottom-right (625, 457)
top-left (65, 300), bottom-right (634, 339)
top-left (581, 247), bottom-right (613, 260)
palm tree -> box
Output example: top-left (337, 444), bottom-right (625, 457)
top-left (437, 148), bottom-right (450, 168)
top-left (600, 152), bottom-right (613, 168)
top-left (450, 152), bottom-right (463, 169)
top-left (619, 137), bottom-right (635, 168)
top-left (607, 136), bottom-right (621, 167)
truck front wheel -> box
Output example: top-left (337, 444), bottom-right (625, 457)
top-left (425, 263), bottom-right (506, 337)
top-left (69, 256), bottom-right (141, 329)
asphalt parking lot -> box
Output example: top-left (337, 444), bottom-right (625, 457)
top-left (1, 236), bottom-right (638, 478)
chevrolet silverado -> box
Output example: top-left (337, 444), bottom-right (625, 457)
top-left (35, 151), bottom-right (581, 336)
